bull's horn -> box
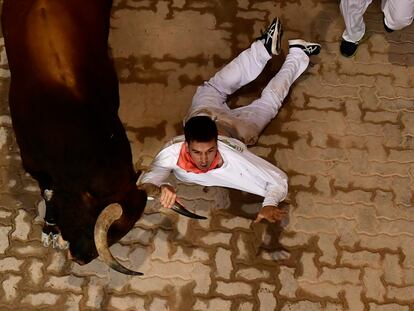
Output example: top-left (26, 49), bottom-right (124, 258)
top-left (94, 203), bottom-right (143, 276)
top-left (172, 201), bottom-right (207, 220)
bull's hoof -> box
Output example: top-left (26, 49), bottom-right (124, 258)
top-left (42, 222), bottom-right (70, 250)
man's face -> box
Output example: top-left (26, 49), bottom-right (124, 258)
top-left (187, 140), bottom-right (218, 172)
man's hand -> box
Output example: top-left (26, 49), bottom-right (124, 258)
top-left (254, 205), bottom-right (287, 223)
top-left (160, 184), bottom-right (177, 209)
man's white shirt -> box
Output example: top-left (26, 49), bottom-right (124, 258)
top-left (139, 135), bottom-right (288, 207)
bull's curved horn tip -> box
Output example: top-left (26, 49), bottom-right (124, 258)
top-left (94, 203), bottom-right (143, 276)
top-left (171, 203), bottom-right (207, 220)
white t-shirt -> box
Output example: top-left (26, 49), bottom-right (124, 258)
top-left (139, 135), bottom-right (288, 207)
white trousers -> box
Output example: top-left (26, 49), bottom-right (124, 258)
top-left (185, 41), bottom-right (309, 145)
top-left (341, 0), bottom-right (414, 43)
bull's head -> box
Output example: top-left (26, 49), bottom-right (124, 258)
top-left (51, 184), bottom-right (147, 275)
top-left (52, 183), bottom-right (205, 275)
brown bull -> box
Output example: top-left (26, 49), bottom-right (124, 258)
top-left (2, 0), bottom-right (147, 274)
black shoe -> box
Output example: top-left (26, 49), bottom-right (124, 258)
top-left (340, 38), bottom-right (358, 57)
top-left (383, 17), bottom-right (394, 33)
top-left (257, 17), bottom-right (283, 55)
top-left (288, 39), bottom-right (321, 56)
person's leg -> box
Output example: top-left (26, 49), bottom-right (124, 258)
top-left (383, 0), bottom-right (414, 31)
top-left (184, 19), bottom-right (282, 125)
top-left (184, 40), bottom-right (272, 124)
top-left (339, 0), bottom-right (373, 57)
top-left (230, 40), bottom-right (320, 145)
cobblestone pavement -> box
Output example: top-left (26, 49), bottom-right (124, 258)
top-left (1, 0), bottom-right (414, 310)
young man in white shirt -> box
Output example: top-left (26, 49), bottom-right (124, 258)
top-left (139, 17), bottom-right (321, 223)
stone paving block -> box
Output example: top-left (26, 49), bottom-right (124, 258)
top-left (108, 295), bottom-right (146, 310)
top-left (377, 219), bottom-right (414, 236)
top-left (341, 250), bottom-right (381, 268)
top-left (401, 238), bottom-right (414, 268)
top-left (129, 276), bottom-right (180, 294)
top-left (14, 244), bottom-right (47, 257)
top-left (359, 234), bottom-right (401, 252)
top-left (317, 233), bottom-right (338, 265)
top-left (152, 230), bottom-right (172, 261)
top-left (45, 275), bottom-right (84, 293)
top-left (11, 209), bottom-right (30, 241)
top-left (281, 301), bottom-right (324, 311)
top-left (236, 267), bottom-right (270, 281)
top-left (145, 259), bottom-right (194, 280)
top-left (364, 111), bottom-right (398, 124)
top-left (368, 303), bottom-right (410, 311)
top-left (280, 231), bottom-right (312, 248)
top-left (121, 226), bottom-right (154, 244)
top-left (84, 277), bottom-right (107, 309)
top-left (258, 283), bottom-right (276, 311)
top-left (299, 281), bottom-right (342, 300)
top-left (259, 133), bottom-right (289, 147)
top-left (314, 175), bottom-right (333, 197)
top-left (216, 281), bottom-right (252, 296)
top-left (215, 247), bottom-right (232, 279)
top-left (343, 285), bottom-right (364, 311)
top-left (192, 262), bottom-right (212, 295)
top-left (149, 297), bottom-right (169, 311)
top-left (176, 216), bottom-right (189, 237)
top-left (46, 251), bottom-right (68, 274)
top-left (28, 259), bottom-right (44, 285)
top-left (1, 274), bottom-right (22, 301)
top-left (0, 257), bottom-right (23, 272)
top-left (293, 217), bottom-right (338, 234)
top-left (386, 285), bottom-right (414, 302)
top-left (325, 302), bottom-right (345, 311)
top-left (194, 298), bottom-right (232, 311)
top-left (300, 252), bottom-right (318, 281)
top-left (334, 189), bottom-right (373, 205)
top-left (319, 267), bottom-right (360, 285)
top-left (0, 225), bottom-right (11, 253)
top-left (220, 216), bottom-right (252, 230)
top-left (383, 254), bottom-right (403, 285)
top-left (137, 213), bottom-right (170, 228)
top-left (65, 293), bottom-right (82, 311)
top-left (363, 268), bottom-right (386, 302)
top-left (402, 268), bottom-right (414, 285)
top-left (289, 174), bottom-right (312, 187)
top-left (278, 266), bottom-right (298, 298)
top-left (236, 233), bottom-right (250, 261)
top-left (21, 292), bottom-right (59, 306)
top-left (200, 231), bottom-right (232, 245)
top-left (170, 246), bottom-right (209, 263)
top-left (380, 98), bottom-right (414, 112)
top-left (237, 301), bottom-right (254, 311)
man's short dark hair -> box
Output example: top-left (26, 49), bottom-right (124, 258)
top-left (184, 116), bottom-right (218, 143)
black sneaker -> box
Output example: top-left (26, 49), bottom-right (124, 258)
top-left (383, 16), bottom-right (394, 33)
top-left (288, 39), bottom-right (321, 56)
top-left (340, 38), bottom-right (358, 57)
top-left (257, 17), bottom-right (283, 55)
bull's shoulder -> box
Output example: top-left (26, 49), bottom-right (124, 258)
top-left (4, 0), bottom-right (110, 97)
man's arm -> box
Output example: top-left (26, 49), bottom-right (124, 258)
top-left (139, 182), bottom-right (177, 209)
top-left (255, 205), bottom-right (287, 223)
top-left (137, 145), bottom-right (180, 209)
top-left (255, 181), bottom-right (288, 223)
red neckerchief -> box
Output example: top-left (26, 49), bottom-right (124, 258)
top-left (177, 143), bottom-right (221, 174)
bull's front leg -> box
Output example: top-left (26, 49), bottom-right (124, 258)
top-left (41, 189), bottom-right (69, 250)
